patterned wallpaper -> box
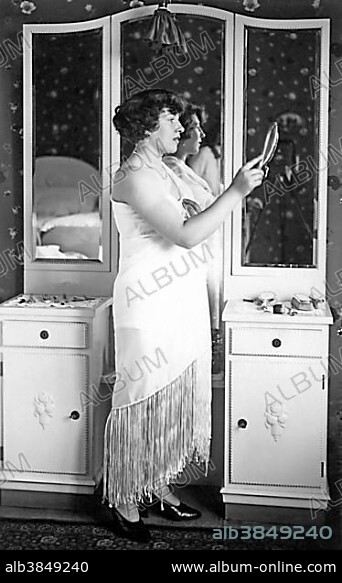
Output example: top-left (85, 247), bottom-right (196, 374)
top-left (245, 28), bottom-right (319, 267)
top-left (0, 5), bottom-right (24, 301)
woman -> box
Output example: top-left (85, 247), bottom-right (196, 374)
top-left (163, 102), bottom-right (222, 330)
top-left (103, 89), bottom-right (263, 542)
top-left (188, 125), bottom-right (222, 197)
top-left (163, 103), bottom-right (214, 209)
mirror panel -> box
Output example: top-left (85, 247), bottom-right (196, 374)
top-left (120, 14), bottom-right (224, 171)
top-left (242, 27), bottom-right (320, 268)
top-left (32, 29), bottom-right (103, 261)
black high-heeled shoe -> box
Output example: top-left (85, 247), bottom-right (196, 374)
top-left (142, 493), bottom-right (201, 522)
top-left (109, 506), bottom-right (151, 542)
top-left (159, 499), bottom-right (202, 522)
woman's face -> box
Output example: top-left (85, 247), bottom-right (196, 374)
top-left (149, 109), bottom-right (184, 154)
top-left (180, 114), bottom-right (205, 156)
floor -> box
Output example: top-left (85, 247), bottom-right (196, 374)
top-left (0, 485), bottom-right (340, 552)
top-left (0, 484), bottom-right (340, 539)
top-left (0, 485), bottom-right (223, 528)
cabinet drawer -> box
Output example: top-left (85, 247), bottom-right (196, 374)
top-left (229, 327), bottom-right (323, 357)
top-left (2, 320), bottom-right (88, 349)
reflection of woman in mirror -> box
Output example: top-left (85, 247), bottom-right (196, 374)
top-left (163, 102), bottom-right (221, 330)
top-left (103, 89), bottom-right (263, 542)
top-left (188, 124), bottom-right (222, 197)
top-left (163, 103), bottom-right (213, 207)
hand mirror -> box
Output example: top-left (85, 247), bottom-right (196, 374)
top-left (243, 121), bottom-right (279, 255)
top-left (258, 122), bottom-right (279, 176)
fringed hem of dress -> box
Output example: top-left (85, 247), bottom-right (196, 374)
top-left (102, 357), bottom-right (211, 507)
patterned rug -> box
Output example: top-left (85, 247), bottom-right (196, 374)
top-left (0, 518), bottom-right (339, 551)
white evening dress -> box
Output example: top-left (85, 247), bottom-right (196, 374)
top-left (103, 163), bottom-right (212, 507)
top-left (163, 155), bottom-right (223, 331)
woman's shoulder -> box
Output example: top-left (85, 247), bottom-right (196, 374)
top-left (113, 158), bottom-right (165, 203)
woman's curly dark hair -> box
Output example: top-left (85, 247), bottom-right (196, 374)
top-left (113, 89), bottom-right (185, 144)
top-left (179, 102), bottom-right (206, 140)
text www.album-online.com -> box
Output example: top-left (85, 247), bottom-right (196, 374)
top-left (170, 561), bottom-right (337, 574)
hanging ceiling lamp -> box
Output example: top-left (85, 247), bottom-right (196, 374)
top-left (144, 1), bottom-right (188, 54)
top-left (242, 0), bottom-right (260, 11)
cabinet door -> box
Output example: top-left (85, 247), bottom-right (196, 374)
top-left (2, 350), bottom-right (89, 475)
top-left (228, 357), bottom-right (326, 488)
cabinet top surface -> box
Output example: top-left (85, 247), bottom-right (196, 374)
top-left (223, 299), bottom-right (333, 325)
top-left (0, 294), bottom-right (112, 315)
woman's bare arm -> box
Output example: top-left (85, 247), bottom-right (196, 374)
top-left (113, 156), bottom-right (263, 249)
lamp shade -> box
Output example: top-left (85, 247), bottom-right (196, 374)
top-left (144, 7), bottom-right (188, 54)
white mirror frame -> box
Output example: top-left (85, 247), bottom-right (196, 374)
top-left (226, 16), bottom-right (330, 301)
top-left (23, 17), bottom-right (114, 295)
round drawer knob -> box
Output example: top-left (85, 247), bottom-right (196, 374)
top-left (272, 338), bottom-right (282, 348)
top-left (237, 418), bottom-right (248, 429)
top-left (40, 330), bottom-right (49, 340)
top-left (69, 411), bottom-right (80, 420)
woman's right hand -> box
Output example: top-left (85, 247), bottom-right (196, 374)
top-left (232, 155), bottom-right (264, 198)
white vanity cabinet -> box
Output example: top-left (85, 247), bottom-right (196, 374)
top-left (221, 301), bottom-right (333, 510)
top-left (220, 13), bottom-right (332, 516)
top-left (0, 295), bottom-right (112, 495)
top-left (1, 15), bottom-right (116, 504)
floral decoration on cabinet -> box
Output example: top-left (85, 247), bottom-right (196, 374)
top-left (265, 400), bottom-right (288, 442)
top-left (33, 392), bottom-right (55, 430)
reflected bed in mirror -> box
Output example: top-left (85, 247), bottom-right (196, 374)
top-left (32, 30), bottom-right (103, 261)
top-left (242, 27), bottom-right (320, 268)
top-left (33, 156), bottom-right (102, 260)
